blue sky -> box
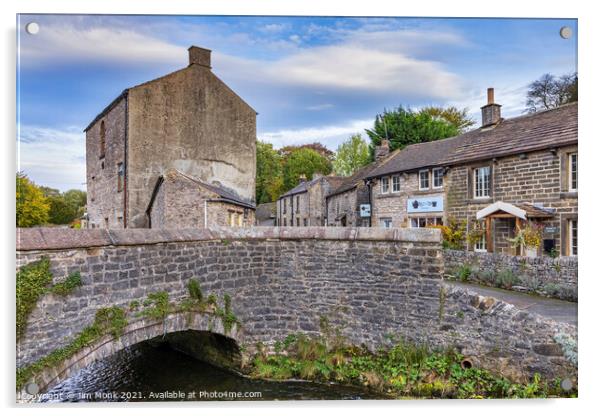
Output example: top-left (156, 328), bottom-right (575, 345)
top-left (16, 15), bottom-right (577, 191)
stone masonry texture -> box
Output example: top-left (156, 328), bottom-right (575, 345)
top-left (16, 227), bottom-right (576, 391)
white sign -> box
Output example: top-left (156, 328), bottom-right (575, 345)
top-left (407, 196), bottom-right (444, 213)
top-left (359, 204), bottom-right (371, 217)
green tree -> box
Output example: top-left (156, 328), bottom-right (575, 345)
top-left (366, 106), bottom-right (460, 156)
top-left (41, 187), bottom-right (87, 224)
top-left (333, 134), bottom-right (371, 176)
top-left (526, 72), bottom-right (578, 113)
top-left (16, 173), bottom-right (50, 227)
top-left (256, 140), bottom-right (284, 203)
top-left (282, 148), bottom-right (332, 191)
top-left (418, 106), bottom-right (475, 132)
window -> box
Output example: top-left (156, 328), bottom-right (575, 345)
top-left (419, 170), bottom-right (430, 190)
top-left (303, 218), bottom-right (308, 226)
top-left (474, 234), bottom-right (487, 252)
top-left (283, 218), bottom-right (287, 226)
top-left (104, 217), bottom-right (109, 228)
top-left (392, 175), bottom-right (401, 193)
top-left (283, 198), bottom-right (287, 214)
top-left (296, 218), bottom-right (300, 227)
top-left (432, 168), bottom-right (444, 189)
top-left (117, 162), bottom-right (124, 192)
top-left (296, 195), bottom-right (300, 213)
top-left (569, 153), bottom-right (578, 191)
top-left (379, 218), bottom-right (393, 228)
top-left (410, 217), bottom-right (443, 228)
top-left (473, 166), bottom-right (491, 198)
top-left (99, 120), bottom-right (106, 159)
top-left (381, 177), bottom-right (390, 193)
top-left (238, 213), bottom-right (243, 227)
top-left (569, 219), bottom-right (577, 256)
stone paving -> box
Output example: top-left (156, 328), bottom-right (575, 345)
top-left (447, 281), bottom-right (577, 325)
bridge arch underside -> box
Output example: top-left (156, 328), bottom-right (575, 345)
top-left (23, 312), bottom-right (243, 396)
top-left (16, 228), bottom-right (577, 395)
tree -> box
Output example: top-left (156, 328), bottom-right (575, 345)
top-left (40, 187), bottom-right (87, 224)
top-left (279, 142), bottom-right (334, 161)
top-left (16, 173), bottom-right (50, 227)
top-left (366, 106), bottom-right (460, 156)
top-left (526, 72), bottom-right (577, 113)
top-left (418, 106), bottom-right (475, 132)
top-left (256, 140), bottom-right (284, 204)
top-left (282, 148), bottom-right (332, 191)
top-left (333, 134), bottom-right (371, 176)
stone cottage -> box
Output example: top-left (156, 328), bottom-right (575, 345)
top-left (84, 46), bottom-right (256, 229)
top-left (276, 174), bottom-right (343, 226)
top-left (366, 136), bottom-right (467, 228)
top-left (365, 89), bottom-right (577, 257)
top-left (443, 91), bottom-right (577, 256)
top-left (325, 141), bottom-right (399, 227)
top-left (146, 169), bottom-right (255, 228)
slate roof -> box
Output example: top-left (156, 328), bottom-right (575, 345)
top-left (150, 169), bottom-right (255, 211)
top-left (366, 135), bottom-right (469, 179)
top-left (365, 102), bottom-right (577, 178)
top-left (255, 202), bottom-right (276, 221)
top-left (280, 175), bottom-right (344, 198)
top-left (442, 102), bottom-right (577, 165)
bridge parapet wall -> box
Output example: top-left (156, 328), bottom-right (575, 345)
top-left (16, 227), bottom-right (576, 388)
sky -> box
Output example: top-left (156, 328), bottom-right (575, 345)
top-left (16, 15), bottom-right (577, 191)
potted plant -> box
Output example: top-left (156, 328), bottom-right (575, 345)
top-left (509, 222), bottom-right (542, 257)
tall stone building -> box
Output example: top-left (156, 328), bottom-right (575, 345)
top-left (84, 46), bottom-right (256, 229)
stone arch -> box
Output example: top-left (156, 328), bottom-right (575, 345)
top-left (18, 311), bottom-right (243, 401)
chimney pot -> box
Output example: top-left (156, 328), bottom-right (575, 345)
top-left (188, 46), bottom-right (211, 68)
top-left (487, 87), bottom-right (495, 104)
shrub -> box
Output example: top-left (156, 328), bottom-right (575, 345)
top-left (49, 271), bottom-right (82, 296)
top-left (495, 269), bottom-right (519, 289)
top-left (453, 264), bottom-right (472, 282)
top-left (187, 279), bottom-right (203, 303)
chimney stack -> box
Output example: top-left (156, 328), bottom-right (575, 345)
top-left (188, 46), bottom-right (211, 68)
top-left (375, 139), bottom-right (390, 161)
top-left (481, 87), bottom-right (501, 127)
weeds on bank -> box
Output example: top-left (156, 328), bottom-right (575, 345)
top-left (249, 319), bottom-right (575, 399)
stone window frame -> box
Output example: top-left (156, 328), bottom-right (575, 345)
top-left (117, 162), bottom-right (124, 193)
top-left (410, 216), bottom-right (443, 228)
top-left (568, 152), bottom-right (578, 192)
top-left (99, 120), bottom-right (106, 159)
top-left (379, 217), bottom-right (393, 228)
top-left (391, 175), bottom-right (401, 193)
top-left (472, 165), bottom-right (492, 199)
top-left (380, 176), bottom-right (390, 194)
top-left (296, 195), bottom-right (300, 213)
top-left (559, 145), bottom-right (578, 196)
top-left (560, 213), bottom-right (578, 257)
top-left (432, 167), bottom-right (444, 189)
top-left (419, 169), bottom-right (430, 190)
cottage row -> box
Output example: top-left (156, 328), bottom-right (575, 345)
top-left (276, 90), bottom-right (578, 257)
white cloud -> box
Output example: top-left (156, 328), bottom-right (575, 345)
top-left (20, 20), bottom-right (184, 67)
top-left (17, 125), bottom-right (86, 191)
top-left (305, 103), bottom-right (335, 111)
top-left (259, 118), bottom-right (373, 150)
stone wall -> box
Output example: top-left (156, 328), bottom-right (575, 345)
top-left (443, 249), bottom-right (578, 301)
top-left (16, 227), bottom-right (576, 386)
top-left (85, 97), bottom-right (127, 229)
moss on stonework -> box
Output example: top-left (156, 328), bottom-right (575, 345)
top-left (16, 306), bottom-right (127, 390)
top-left (17, 258), bottom-right (84, 340)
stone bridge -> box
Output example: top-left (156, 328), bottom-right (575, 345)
top-left (16, 227), bottom-right (577, 397)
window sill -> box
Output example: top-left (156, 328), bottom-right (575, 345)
top-left (376, 193), bottom-right (400, 199)
top-left (468, 198), bottom-right (493, 204)
top-left (560, 191), bottom-right (578, 199)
